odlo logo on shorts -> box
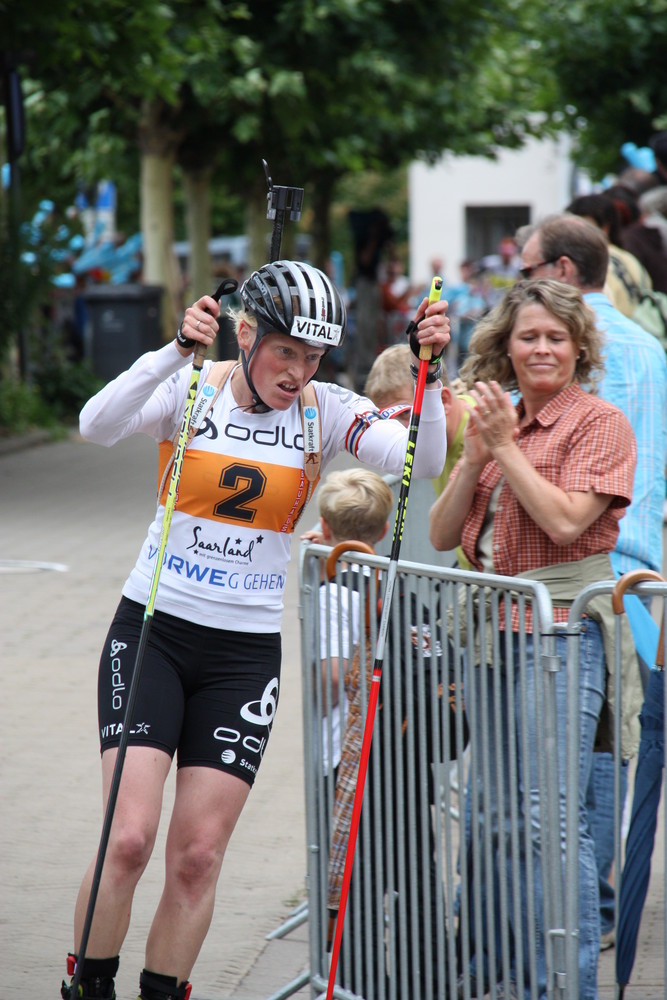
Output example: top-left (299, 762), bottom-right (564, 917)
top-left (110, 639), bottom-right (128, 711)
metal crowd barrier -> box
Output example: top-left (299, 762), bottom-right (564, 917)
top-left (292, 546), bottom-right (667, 1000)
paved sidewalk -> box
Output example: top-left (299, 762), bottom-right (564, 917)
top-left (1, 432), bottom-right (664, 999)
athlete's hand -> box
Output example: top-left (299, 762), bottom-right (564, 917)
top-left (410, 296), bottom-right (451, 359)
top-left (175, 294), bottom-right (221, 357)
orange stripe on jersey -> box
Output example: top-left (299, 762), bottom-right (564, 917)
top-left (157, 440), bottom-right (316, 534)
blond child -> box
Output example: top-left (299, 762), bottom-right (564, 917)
top-left (302, 469), bottom-right (393, 773)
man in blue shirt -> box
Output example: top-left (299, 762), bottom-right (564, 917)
top-left (519, 212), bottom-right (667, 950)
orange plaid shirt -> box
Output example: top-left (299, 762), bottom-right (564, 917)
top-left (454, 383), bottom-right (636, 624)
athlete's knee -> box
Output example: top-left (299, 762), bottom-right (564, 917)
top-left (171, 838), bottom-right (225, 898)
top-left (107, 822), bottom-right (155, 881)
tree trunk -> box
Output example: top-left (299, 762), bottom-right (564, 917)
top-left (310, 172), bottom-right (336, 270)
top-left (138, 99), bottom-right (183, 340)
top-left (182, 167), bottom-right (212, 302)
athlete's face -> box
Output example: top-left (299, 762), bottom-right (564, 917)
top-left (245, 331), bottom-right (325, 410)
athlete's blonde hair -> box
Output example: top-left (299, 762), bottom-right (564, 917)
top-left (317, 469), bottom-right (393, 546)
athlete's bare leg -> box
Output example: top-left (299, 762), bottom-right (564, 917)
top-left (73, 747), bottom-right (172, 956)
top-left (144, 765), bottom-right (250, 981)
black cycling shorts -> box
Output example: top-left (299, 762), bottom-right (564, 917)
top-left (97, 597), bottom-right (281, 786)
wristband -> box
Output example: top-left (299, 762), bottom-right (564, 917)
top-left (410, 360), bottom-right (442, 384)
top-left (176, 324), bottom-right (195, 349)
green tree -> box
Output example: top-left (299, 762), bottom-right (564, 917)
top-left (178, 0), bottom-right (573, 272)
top-left (4, 1), bottom-right (561, 279)
top-left (17, 0), bottom-right (662, 383)
top-left (532, 0), bottom-right (667, 178)
top-left (2, 1), bottom-right (238, 342)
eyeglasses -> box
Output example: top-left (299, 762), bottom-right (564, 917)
top-left (518, 259), bottom-right (558, 280)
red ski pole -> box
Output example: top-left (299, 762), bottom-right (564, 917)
top-left (326, 276), bottom-right (443, 999)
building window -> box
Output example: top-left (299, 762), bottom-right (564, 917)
top-left (465, 206), bottom-right (531, 261)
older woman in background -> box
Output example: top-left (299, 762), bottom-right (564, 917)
top-left (429, 279), bottom-right (637, 1000)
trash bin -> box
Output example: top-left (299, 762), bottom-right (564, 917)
top-left (83, 284), bottom-right (164, 381)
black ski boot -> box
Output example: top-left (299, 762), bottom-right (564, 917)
top-left (61, 954), bottom-right (118, 999)
top-left (137, 969), bottom-right (191, 1000)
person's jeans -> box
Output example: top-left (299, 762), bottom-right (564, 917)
top-left (462, 622), bottom-right (605, 1000)
top-left (585, 752), bottom-right (629, 935)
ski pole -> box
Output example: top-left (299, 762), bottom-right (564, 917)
top-left (325, 277), bottom-right (443, 1000)
top-left (70, 277), bottom-right (237, 998)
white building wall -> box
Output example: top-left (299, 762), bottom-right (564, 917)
top-left (408, 135), bottom-right (578, 286)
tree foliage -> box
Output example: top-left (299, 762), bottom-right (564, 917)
top-left (2, 0), bottom-right (236, 230)
top-left (3, 0), bottom-right (666, 390)
top-left (531, 0), bottom-right (667, 177)
top-left (4, 0), bottom-right (569, 232)
top-left (5, 0), bottom-right (667, 231)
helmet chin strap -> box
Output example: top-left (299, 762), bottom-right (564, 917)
top-left (240, 337), bottom-right (271, 413)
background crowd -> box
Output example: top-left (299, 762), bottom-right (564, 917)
top-left (335, 131), bottom-right (667, 397)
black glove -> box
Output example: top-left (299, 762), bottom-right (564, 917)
top-left (406, 317), bottom-right (443, 363)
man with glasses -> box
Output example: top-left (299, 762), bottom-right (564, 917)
top-left (519, 213), bottom-right (667, 954)
top-left (518, 257), bottom-right (559, 280)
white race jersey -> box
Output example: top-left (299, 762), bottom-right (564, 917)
top-left (80, 342), bottom-right (446, 632)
